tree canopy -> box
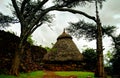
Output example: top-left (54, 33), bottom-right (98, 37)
top-left (54, 0), bottom-right (105, 8)
top-left (67, 20), bottom-right (116, 41)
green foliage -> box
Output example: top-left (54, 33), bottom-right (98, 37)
top-left (82, 48), bottom-right (97, 71)
top-left (104, 51), bottom-right (113, 75)
top-left (67, 20), bottom-right (116, 41)
top-left (44, 47), bottom-right (51, 52)
top-left (53, 0), bottom-right (106, 8)
top-left (67, 20), bottom-right (97, 41)
top-left (104, 51), bottom-right (113, 67)
top-left (102, 25), bottom-right (116, 37)
top-left (54, 0), bottom-right (92, 8)
top-left (110, 34), bottom-right (120, 75)
top-left (12, 0), bottom-right (53, 25)
top-left (27, 35), bottom-right (34, 45)
top-left (0, 12), bottom-right (16, 29)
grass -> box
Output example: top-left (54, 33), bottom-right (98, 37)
top-left (0, 71), bottom-right (44, 78)
top-left (55, 71), bottom-right (94, 78)
top-left (0, 71), bottom-right (94, 78)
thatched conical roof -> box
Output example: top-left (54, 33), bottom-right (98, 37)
top-left (43, 30), bottom-right (83, 62)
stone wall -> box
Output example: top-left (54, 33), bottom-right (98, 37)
top-left (43, 63), bottom-right (83, 71)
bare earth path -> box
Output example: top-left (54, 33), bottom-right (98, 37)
top-left (43, 71), bottom-right (77, 78)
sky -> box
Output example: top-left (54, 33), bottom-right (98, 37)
top-left (0, 0), bottom-right (120, 53)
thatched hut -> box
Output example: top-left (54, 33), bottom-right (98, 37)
top-left (43, 30), bottom-right (83, 71)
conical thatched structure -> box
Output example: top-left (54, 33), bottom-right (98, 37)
top-left (43, 30), bottom-right (83, 71)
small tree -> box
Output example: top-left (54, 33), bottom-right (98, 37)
top-left (104, 51), bottom-right (113, 76)
top-left (82, 48), bottom-right (97, 71)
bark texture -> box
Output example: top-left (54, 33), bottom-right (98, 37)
top-left (95, 1), bottom-right (105, 78)
top-left (10, 44), bottom-right (24, 76)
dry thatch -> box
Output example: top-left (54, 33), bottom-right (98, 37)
top-left (43, 30), bottom-right (83, 62)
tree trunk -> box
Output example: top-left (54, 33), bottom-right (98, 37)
top-left (95, 1), bottom-right (105, 78)
top-left (10, 43), bottom-right (24, 76)
top-left (95, 23), bottom-right (105, 78)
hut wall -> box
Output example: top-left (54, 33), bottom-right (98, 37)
top-left (43, 62), bottom-right (83, 71)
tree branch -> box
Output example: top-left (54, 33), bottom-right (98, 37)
top-left (32, 0), bottom-right (49, 13)
top-left (55, 8), bottom-right (96, 22)
top-left (29, 5), bottom-right (57, 30)
top-left (21, 3), bottom-right (97, 41)
top-left (38, 0), bottom-right (49, 8)
top-left (21, 5), bottom-right (54, 40)
top-left (21, 22), bottom-right (43, 43)
top-left (26, 0), bottom-right (49, 25)
top-left (21, 0), bottom-right (31, 14)
top-left (21, 5), bottom-right (56, 40)
top-left (27, 5), bottom-right (96, 34)
top-left (11, 0), bottom-right (25, 35)
top-left (30, 22), bottom-right (43, 34)
top-left (34, 6), bottom-right (96, 22)
top-left (11, 0), bottom-right (23, 22)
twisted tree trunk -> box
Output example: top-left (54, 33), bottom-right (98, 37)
top-left (10, 42), bottom-right (25, 76)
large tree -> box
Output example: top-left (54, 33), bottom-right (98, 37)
top-left (9, 0), bottom-right (55, 75)
top-left (67, 20), bottom-right (116, 76)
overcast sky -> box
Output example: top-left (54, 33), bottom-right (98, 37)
top-left (0, 0), bottom-right (120, 53)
